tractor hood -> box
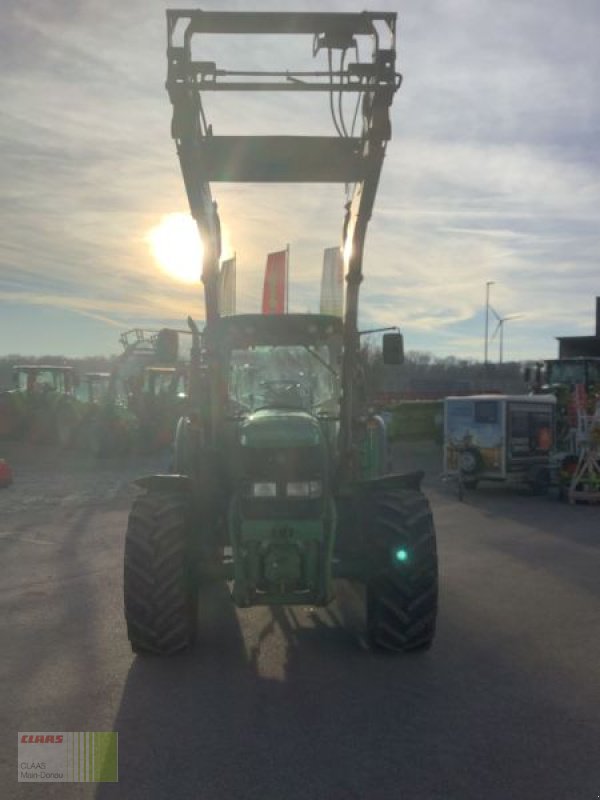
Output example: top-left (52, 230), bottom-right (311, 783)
top-left (239, 410), bottom-right (323, 449)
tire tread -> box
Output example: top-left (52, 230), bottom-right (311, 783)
top-left (124, 492), bottom-right (197, 655)
top-left (367, 489), bottom-right (438, 653)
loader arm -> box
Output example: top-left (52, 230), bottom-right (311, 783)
top-left (166, 9), bottom-right (400, 465)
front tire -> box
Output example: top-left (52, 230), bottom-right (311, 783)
top-left (366, 490), bottom-right (438, 652)
top-left (124, 491), bottom-right (197, 655)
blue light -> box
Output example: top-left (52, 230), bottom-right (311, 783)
top-left (394, 548), bottom-right (409, 563)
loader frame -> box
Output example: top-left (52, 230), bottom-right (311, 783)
top-left (166, 10), bottom-right (401, 481)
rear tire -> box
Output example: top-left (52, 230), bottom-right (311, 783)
top-left (366, 490), bottom-right (438, 652)
top-left (124, 491), bottom-right (197, 655)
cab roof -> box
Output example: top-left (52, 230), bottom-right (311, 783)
top-left (207, 313), bottom-right (343, 348)
top-left (13, 365), bottom-right (74, 372)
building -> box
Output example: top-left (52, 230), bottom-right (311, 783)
top-left (557, 297), bottom-right (600, 358)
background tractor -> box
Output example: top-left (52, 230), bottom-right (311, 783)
top-left (527, 357), bottom-right (600, 497)
top-left (124, 10), bottom-right (438, 655)
top-left (103, 328), bottom-right (189, 454)
top-left (76, 372), bottom-right (138, 456)
top-left (528, 358), bottom-right (600, 447)
top-left (129, 365), bottom-right (187, 452)
top-left (1, 365), bottom-right (81, 446)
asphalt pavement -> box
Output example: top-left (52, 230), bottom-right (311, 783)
top-left (1, 441), bottom-right (599, 800)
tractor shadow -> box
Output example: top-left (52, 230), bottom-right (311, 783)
top-left (94, 582), bottom-right (421, 800)
top-left (85, 440), bottom-right (600, 800)
top-left (92, 442), bottom-right (599, 800)
top-left (94, 575), bottom-right (600, 800)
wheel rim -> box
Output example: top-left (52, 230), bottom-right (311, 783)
top-left (459, 450), bottom-right (478, 474)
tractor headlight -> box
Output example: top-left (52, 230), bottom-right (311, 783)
top-left (392, 547), bottom-right (409, 565)
top-left (286, 480), bottom-right (322, 498)
top-left (249, 482), bottom-right (277, 498)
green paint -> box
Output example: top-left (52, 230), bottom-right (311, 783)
top-left (88, 732), bottom-right (93, 782)
top-left (240, 410), bottom-right (322, 448)
top-left (93, 733), bottom-right (118, 782)
top-left (230, 509), bottom-right (336, 607)
top-left (387, 400), bottom-right (444, 442)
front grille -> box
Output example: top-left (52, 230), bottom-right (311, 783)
top-left (237, 445), bottom-right (325, 519)
top-left (239, 496), bottom-right (322, 520)
top-left (239, 445), bottom-right (323, 482)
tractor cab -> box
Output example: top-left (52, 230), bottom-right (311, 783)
top-left (77, 372), bottom-right (112, 405)
top-left (8, 365), bottom-right (80, 445)
top-left (210, 313), bottom-right (342, 421)
top-left (13, 365), bottom-right (77, 395)
top-left (544, 358), bottom-right (600, 391)
top-left (527, 357), bottom-right (600, 450)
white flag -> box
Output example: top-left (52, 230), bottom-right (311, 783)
top-left (219, 256), bottom-right (236, 316)
top-left (320, 247), bottom-right (344, 317)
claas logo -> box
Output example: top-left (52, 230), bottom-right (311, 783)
top-left (21, 735), bottom-right (64, 744)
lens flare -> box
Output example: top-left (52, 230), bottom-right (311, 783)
top-left (147, 212), bottom-right (203, 284)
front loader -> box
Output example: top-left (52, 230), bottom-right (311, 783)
top-left (124, 10), bottom-right (438, 655)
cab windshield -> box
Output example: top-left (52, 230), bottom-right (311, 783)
top-left (16, 369), bottom-right (66, 393)
top-left (76, 376), bottom-right (111, 404)
top-left (228, 345), bottom-right (340, 417)
top-left (547, 361), bottom-right (586, 385)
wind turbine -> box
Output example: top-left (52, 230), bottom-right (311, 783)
top-left (489, 306), bottom-right (524, 363)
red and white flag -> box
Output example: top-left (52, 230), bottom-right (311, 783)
top-left (319, 246), bottom-right (344, 317)
top-left (262, 248), bottom-right (288, 314)
top-left (219, 255), bottom-right (236, 316)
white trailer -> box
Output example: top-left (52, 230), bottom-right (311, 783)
top-left (443, 394), bottom-right (556, 494)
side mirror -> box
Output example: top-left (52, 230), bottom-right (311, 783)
top-left (382, 332), bottom-right (404, 365)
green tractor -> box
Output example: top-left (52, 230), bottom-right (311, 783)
top-left (124, 10), bottom-right (438, 655)
top-left (131, 365), bottom-right (187, 452)
top-left (528, 357), bottom-right (600, 447)
top-left (107, 328), bottom-right (190, 453)
top-left (76, 372), bottom-right (139, 456)
top-left (5, 365), bottom-right (81, 446)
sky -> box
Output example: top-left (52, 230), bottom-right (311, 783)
top-left (0, 0), bottom-right (599, 360)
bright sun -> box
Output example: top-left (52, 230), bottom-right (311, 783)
top-left (147, 212), bottom-right (203, 283)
